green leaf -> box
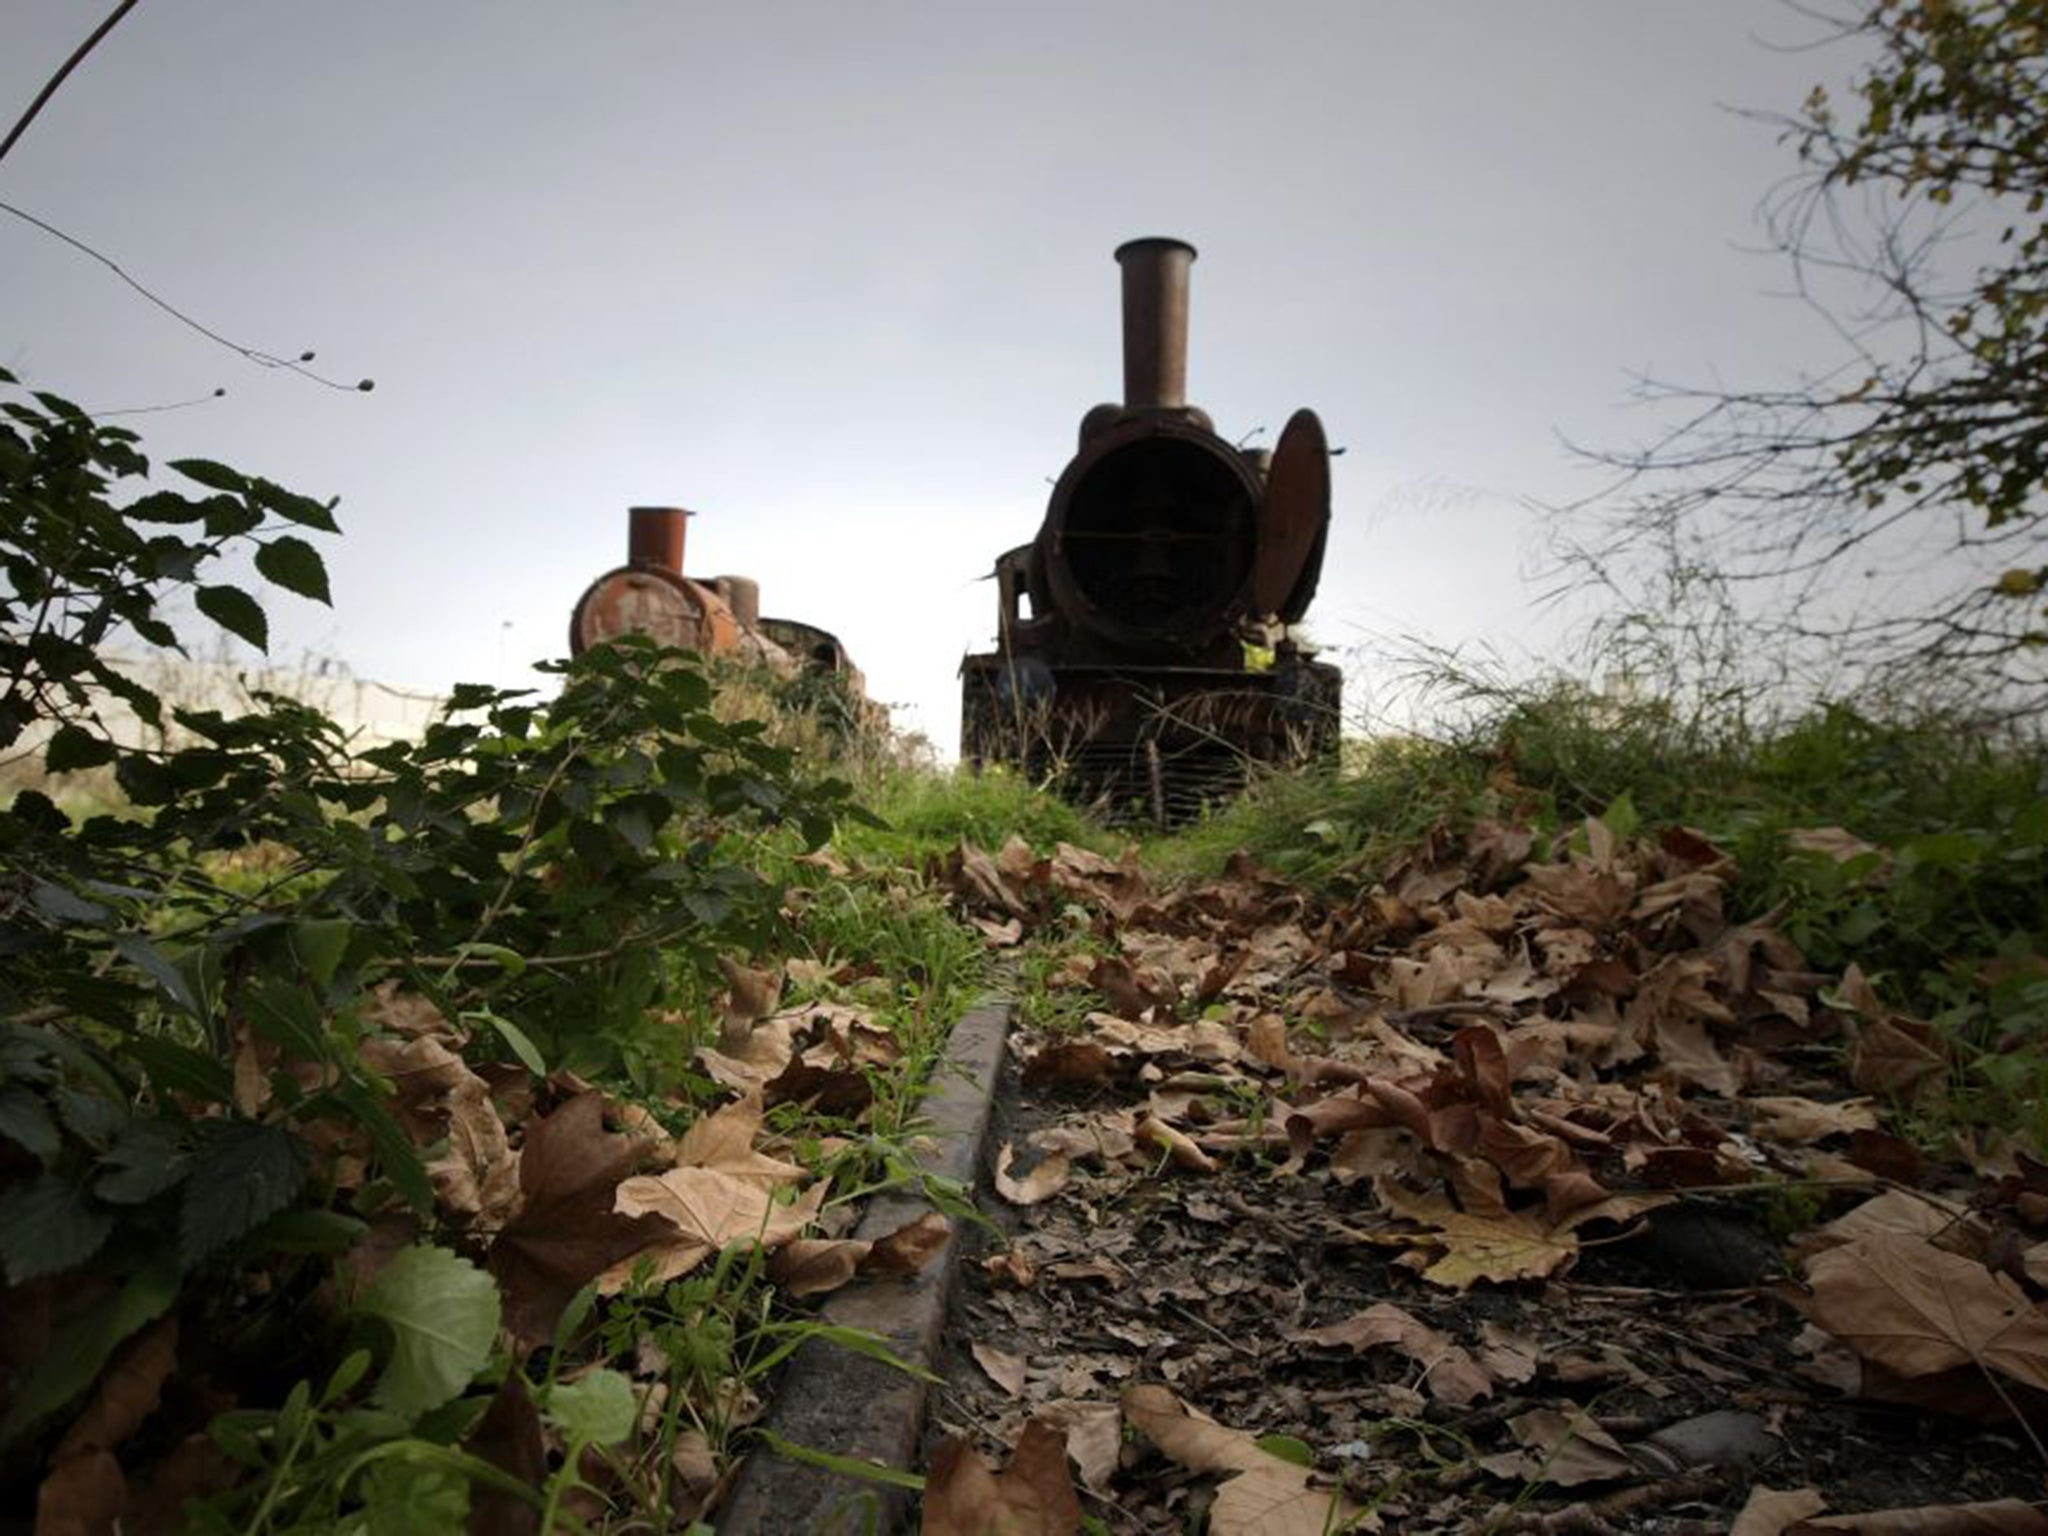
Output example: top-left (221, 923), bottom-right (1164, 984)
top-left (1598, 791), bottom-right (1641, 844)
top-left (254, 534), bottom-right (332, 604)
top-left (112, 933), bottom-right (203, 1016)
top-left (463, 1008), bottom-right (545, 1076)
top-left (29, 879), bottom-right (111, 926)
top-left (180, 1120), bottom-right (306, 1267)
top-left (94, 1121), bottom-right (188, 1204)
top-left (169, 457), bottom-right (249, 494)
top-left (332, 1078), bottom-right (434, 1210)
top-left (1897, 830), bottom-right (1986, 872)
top-left (245, 976), bottom-right (331, 1062)
top-left (122, 1035), bottom-right (234, 1104)
top-left (123, 490), bottom-right (208, 524)
top-left (0, 1257), bottom-right (179, 1443)
top-left (542, 1368), bottom-right (636, 1447)
top-left (290, 918), bottom-right (353, 989)
top-left (0, 1174), bottom-right (114, 1284)
top-left (250, 1208), bottom-right (369, 1255)
top-left (248, 476), bottom-right (341, 533)
top-left (194, 584), bottom-right (269, 652)
top-left (44, 725), bottom-right (116, 774)
top-left (0, 1087), bottom-right (59, 1164)
top-left (455, 943), bottom-right (528, 979)
top-left (1255, 1433), bottom-right (1316, 1467)
top-left (753, 1430), bottom-right (926, 1491)
top-left (356, 1456), bottom-right (471, 1535)
top-left (356, 1246), bottom-right (501, 1420)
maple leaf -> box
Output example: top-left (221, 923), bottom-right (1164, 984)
top-left (1802, 1233), bottom-right (2048, 1394)
top-left (488, 1093), bottom-right (669, 1345)
top-left (605, 1168), bottom-right (826, 1288)
top-left (1374, 1180), bottom-right (1577, 1289)
top-left (666, 1089), bottom-right (806, 1190)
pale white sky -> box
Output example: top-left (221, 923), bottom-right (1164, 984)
top-left (2, 1), bottom-right (1864, 750)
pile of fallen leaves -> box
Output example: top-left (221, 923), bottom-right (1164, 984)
top-left (920, 821), bottom-right (2048, 1534)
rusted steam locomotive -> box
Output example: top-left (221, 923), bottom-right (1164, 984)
top-left (960, 238), bottom-right (1341, 824)
top-left (570, 505), bottom-right (864, 694)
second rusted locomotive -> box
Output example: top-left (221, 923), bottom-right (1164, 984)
top-left (960, 238), bottom-right (1341, 825)
top-left (570, 505), bottom-right (864, 697)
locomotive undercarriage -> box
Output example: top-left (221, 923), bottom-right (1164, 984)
top-left (961, 656), bottom-right (1341, 827)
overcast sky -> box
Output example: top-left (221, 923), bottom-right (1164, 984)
top-left (2, 1), bottom-right (1867, 749)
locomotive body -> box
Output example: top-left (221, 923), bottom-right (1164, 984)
top-left (960, 238), bottom-right (1340, 824)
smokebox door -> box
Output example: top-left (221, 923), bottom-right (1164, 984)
top-left (1250, 408), bottom-right (1331, 622)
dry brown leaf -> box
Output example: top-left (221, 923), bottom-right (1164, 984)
top-left (1789, 1502), bottom-right (2048, 1535)
top-left (972, 1341), bottom-right (1029, 1398)
top-left (973, 915), bottom-right (1025, 947)
top-left (1135, 1114), bottom-right (1218, 1174)
top-left (1803, 1189), bottom-right (1975, 1257)
top-left (489, 1092), bottom-right (672, 1344)
top-left (1477, 1406), bottom-right (1635, 1487)
top-left (996, 1143), bottom-right (1073, 1206)
top-left (668, 1090), bottom-right (806, 1190)
top-left (921, 1419), bottom-right (1082, 1536)
top-left (694, 1015), bottom-right (798, 1096)
top-left (985, 1248), bottom-right (1038, 1288)
top-left (34, 1449), bottom-right (126, 1536)
top-left (462, 1373), bottom-right (546, 1536)
top-left (1021, 1040), bottom-right (1118, 1089)
top-left (1296, 1303), bottom-right (1493, 1405)
top-left (767, 1238), bottom-right (870, 1297)
top-left (606, 1168), bottom-right (826, 1287)
top-left (1731, 1485), bottom-right (1831, 1535)
top-left (1751, 1095), bottom-right (1883, 1144)
top-left (717, 955), bottom-right (783, 1044)
top-left (1803, 1233), bottom-right (2048, 1393)
top-left (1122, 1384), bottom-right (1372, 1535)
top-left (866, 1211), bottom-right (951, 1277)
top-left (1849, 1017), bottom-right (1947, 1099)
top-left (1375, 1181), bottom-right (1577, 1289)
top-left (53, 1317), bottom-right (178, 1463)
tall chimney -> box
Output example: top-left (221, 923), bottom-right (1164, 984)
top-left (627, 505), bottom-right (690, 574)
top-left (1114, 237), bottom-right (1196, 411)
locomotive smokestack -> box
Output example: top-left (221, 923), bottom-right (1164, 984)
top-left (1115, 237), bottom-right (1196, 411)
top-left (627, 505), bottom-right (690, 574)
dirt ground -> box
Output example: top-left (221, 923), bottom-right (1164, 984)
top-left (925, 1049), bottom-right (2041, 1532)
top-left (911, 831), bottom-right (2048, 1534)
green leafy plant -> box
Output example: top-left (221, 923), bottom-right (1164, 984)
top-left (0, 375), bottom-right (870, 1524)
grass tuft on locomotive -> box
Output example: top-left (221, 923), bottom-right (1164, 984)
top-left (960, 238), bottom-right (1341, 827)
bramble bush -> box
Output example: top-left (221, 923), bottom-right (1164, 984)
top-left (0, 371), bottom-right (858, 1495)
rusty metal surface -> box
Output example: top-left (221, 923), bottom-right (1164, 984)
top-left (569, 566), bottom-right (738, 657)
top-left (1251, 408), bottom-right (1332, 622)
top-left (627, 505), bottom-right (690, 572)
top-left (1040, 414), bottom-right (1263, 663)
top-left (1114, 237), bottom-right (1196, 412)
